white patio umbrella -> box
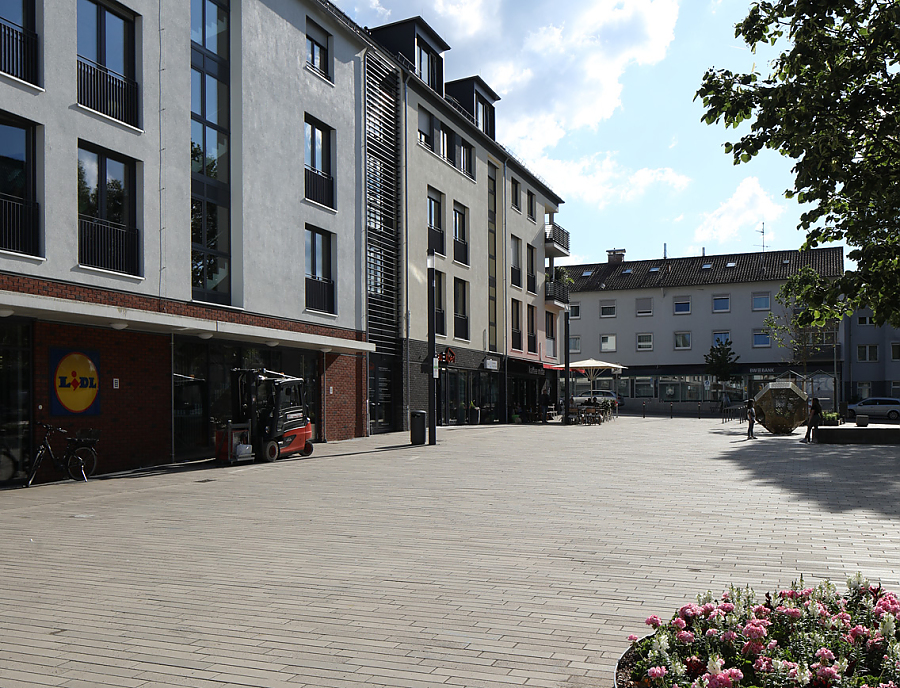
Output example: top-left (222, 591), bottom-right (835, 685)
top-left (549, 358), bottom-right (627, 391)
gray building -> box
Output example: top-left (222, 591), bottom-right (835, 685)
top-left (842, 309), bottom-right (900, 402)
top-left (565, 247), bottom-right (845, 406)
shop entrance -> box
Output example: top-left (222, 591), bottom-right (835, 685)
top-left (0, 320), bottom-right (31, 483)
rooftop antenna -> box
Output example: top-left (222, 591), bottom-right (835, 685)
top-left (664, 243), bottom-right (667, 259)
top-left (757, 222), bottom-right (766, 252)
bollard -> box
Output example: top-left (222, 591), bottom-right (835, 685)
top-left (642, 401), bottom-right (646, 419)
top-left (698, 401), bottom-right (701, 419)
top-left (670, 402), bottom-right (673, 419)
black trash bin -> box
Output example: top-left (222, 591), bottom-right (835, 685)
top-left (410, 410), bottom-right (426, 445)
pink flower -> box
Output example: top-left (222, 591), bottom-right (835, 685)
top-left (628, 634), bottom-right (639, 642)
top-left (750, 604), bottom-right (768, 617)
top-left (816, 666), bottom-right (841, 683)
top-left (847, 625), bottom-right (869, 644)
top-left (755, 656), bottom-right (774, 672)
top-left (706, 629), bottom-right (719, 638)
top-left (776, 605), bottom-right (803, 620)
top-left (767, 639), bottom-right (778, 650)
top-left (815, 647), bottom-right (836, 662)
top-left (701, 603), bottom-right (717, 617)
top-left (646, 615), bottom-right (662, 628)
top-left (679, 603), bottom-right (703, 620)
top-left (743, 622), bottom-right (767, 639)
top-left (742, 640), bottom-right (764, 656)
top-left (719, 602), bottom-right (736, 613)
top-left (672, 617), bottom-right (687, 630)
top-left (676, 630), bottom-right (695, 644)
top-left (722, 630), bottom-right (737, 643)
top-left (648, 666), bottom-right (668, 680)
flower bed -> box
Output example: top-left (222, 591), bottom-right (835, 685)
top-left (620, 575), bottom-right (900, 688)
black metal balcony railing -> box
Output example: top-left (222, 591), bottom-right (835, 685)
top-left (544, 279), bottom-right (570, 304)
top-left (0, 18), bottom-right (38, 85)
top-left (511, 328), bottom-right (522, 351)
top-left (0, 193), bottom-right (39, 255)
top-left (527, 332), bottom-right (537, 354)
top-left (510, 265), bottom-right (521, 288)
top-left (453, 238), bottom-right (468, 265)
top-left (428, 225), bottom-right (444, 255)
top-left (77, 57), bottom-right (139, 127)
top-left (305, 166), bottom-right (335, 208)
top-left (435, 308), bottom-right (446, 336)
top-left (78, 215), bottom-right (140, 275)
top-left (454, 314), bottom-right (469, 340)
top-left (544, 221), bottom-right (570, 252)
top-left (305, 276), bottom-right (335, 313)
top-left (526, 272), bottom-right (536, 294)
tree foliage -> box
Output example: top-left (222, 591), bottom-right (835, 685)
top-left (696, 0), bottom-right (900, 327)
top-left (763, 282), bottom-right (839, 373)
top-left (704, 339), bottom-right (741, 393)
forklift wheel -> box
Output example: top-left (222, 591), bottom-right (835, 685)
top-left (300, 440), bottom-right (314, 457)
top-left (263, 440), bottom-right (280, 462)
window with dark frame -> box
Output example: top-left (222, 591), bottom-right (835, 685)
top-left (417, 107), bottom-right (433, 149)
top-left (510, 178), bottom-right (520, 210)
top-left (305, 18), bottom-right (330, 80)
top-left (427, 191), bottom-right (443, 254)
top-left (0, 112), bottom-right (38, 255)
top-left (475, 95), bottom-right (494, 138)
top-left (0, 0), bottom-right (38, 85)
top-left (545, 311), bottom-right (555, 341)
top-left (305, 114), bottom-right (334, 208)
top-left (191, 0), bottom-right (231, 304)
top-left (305, 225), bottom-right (335, 313)
top-left (526, 244), bottom-right (536, 293)
top-left (511, 298), bottom-right (522, 350)
top-left (454, 277), bottom-right (469, 340)
top-left (77, 0), bottom-right (138, 126)
top-left (857, 344), bottom-right (878, 362)
top-left (77, 141), bottom-right (140, 275)
top-left (416, 40), bottom-right (439, 90)
top-left (527, 304), bottom-right (537, 353)
top-left (435, 270), bottom-right (446, 336)
top-left (510, 234), bottom-right (521, 287)
top-left (453, 203), bottom-right (468, 265)
top-left (526, 190), bottom-right (536, 220)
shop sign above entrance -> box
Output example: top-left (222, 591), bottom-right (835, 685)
top-left (484, 358), bottom-right (499, 371)
top-left (438, 348), bottom-right (456, 365)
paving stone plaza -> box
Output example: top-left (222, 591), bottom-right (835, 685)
top-left (2, 417), bottom-right (899, 687)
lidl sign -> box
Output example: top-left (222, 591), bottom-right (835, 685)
top-left (50, 349), bottom-right (100, 416)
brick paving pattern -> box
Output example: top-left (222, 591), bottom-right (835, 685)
top-left (2, 417), bottom-right (899, 687)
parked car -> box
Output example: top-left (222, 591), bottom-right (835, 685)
top-left (847, 397), bottom-right (900, 420)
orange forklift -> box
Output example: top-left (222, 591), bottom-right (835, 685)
top-left (218, 368), bottom-right (314, 463)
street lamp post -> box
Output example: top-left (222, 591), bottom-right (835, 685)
top-left (563, 305), bottom-right (571, 425)
top-left (427, 249), bottom-right (437, 445)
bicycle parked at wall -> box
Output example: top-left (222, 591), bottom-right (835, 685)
top-left (26, 423), bottom-right (100, 487)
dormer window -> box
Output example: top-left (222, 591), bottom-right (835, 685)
top-left (726, 261), bottom-right (736, 268)
top-left (416, 40), bottom-right (439, 90)
top-left (649, 267), bottom-right (660, 273)
top-left (622, 268), bottom-right (632, 275)
top-left (702, 263), bottom-right (712, 269)
top-left (475, 95), bottom-right (494, 138)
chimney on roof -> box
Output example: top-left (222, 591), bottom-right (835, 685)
top-left (607, 249), bottom-right (626, 264)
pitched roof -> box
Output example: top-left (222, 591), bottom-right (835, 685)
top-left (569, 247), bottom-right (844, 293)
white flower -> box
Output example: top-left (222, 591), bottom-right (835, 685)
top-left (707, 655), bottom-right (724, 675)
top-left (652, 635), bottom-right (670, 653)
top-left (848, 572), bottom-right (869, 593)
top-left (881, 614), bottom-right (896, 638)
top-left (798, 665), bottom-right (812, 686)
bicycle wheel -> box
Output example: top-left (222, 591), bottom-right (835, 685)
top-left (67, 447), bottom-right (97, 482)
top-left (26, 449), bottom-right (45, 487)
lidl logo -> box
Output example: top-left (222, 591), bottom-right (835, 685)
top-left (51, 350), bottom-right (100, 416)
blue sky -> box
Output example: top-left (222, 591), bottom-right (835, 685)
top-left (348, 0), bottom-right (817, 264)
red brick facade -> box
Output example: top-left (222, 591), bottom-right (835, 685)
top-left (321, 352), bottom-right (368, 440)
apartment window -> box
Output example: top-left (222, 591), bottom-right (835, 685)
top-left (527, 304), bottom-right (537, 353)
top-left (600, 334), bottom-right (616, 352)
top-left (511, 298), bottom-right (522, 350)
top-left (459, 139), bottom-right (474, 177)
top-left (857, 344), bottom-right (878, 362)
top-left (510, 235), bottom-right (522, 287)
top-left (674, 297), bottom-right (691, 315)
top-left (713, 295), bottom-right (731, 313)
top-left (0, 113), bottom-right (38, 255)
top-left (545, 311), bottom-right (555, 340)
top-left (526, 245), bottom-right (536, 293)
top-left (78, 143), bottom-right (140, 276)
top-left (454, 278), bottom-right (469, 340)
top-left (636, 298), bottom-right (652, 316)
top-left (427, 191), bottom-right (443, 254)
top-left (892, 381), bottom-right (900, 397)
top-left (305, 19), bottom-right (330, 80)
top-left (0, 0), bottom-right (38, 85)
top-left (191, 0), bottom-right (230, 304)
top-left (569, 336), bottom-right (581, 354)
top-left (752, 292), bottom-right (771, 311)
top-left (569, 303), bottom-right (580, 319)
top-left (713, 331), bottom-right (731, 346)
top-left (858, 315), bottom-right (875, 326)
top-left (416, 40), bottom-right (438, 90)
top-left (77, 0), bottom-right (138, 126)
top-left (439, 125), bottom-right (454, 164)
top-left (526, 190), bottom-right (536, 220)
top-left (510, 178), bottom-right (520, 210)
top-left (601, 300), bottom-right (617, 318)
top-left (305, 115), bottom-right (334, 208)
top-left (417, 107), bottom-right (433, 149)
top-left (892, 343), bottom-right (900, 361)
top-left (675, 332), bottom-right (691, 350)
top-left (435, 270), bottom-right (445, 336)
top-left (752, 329), bottom-right (771, 348)
top-left (637, 333), bottom-right (653, 351)
top-left (305, 226), bottom-right (334, 313)
top-left (453, 203), bottom-right (468, 265)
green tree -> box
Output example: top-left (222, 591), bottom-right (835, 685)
top-left (704, 339), bottom-right (741, 401)
top-left (696, 0), bottom-right (900, 327)
top-left (763, 283), bottom-right (839, 376)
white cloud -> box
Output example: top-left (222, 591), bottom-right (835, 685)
top-left (673, 214), bottom-right (684, 222)
top-left (355, 0), bottom-right (390, 21)
top-left (484, 62), bottom-right (534, 96)
top-left (621, 168), bottom-right (690, 201)
top-left (669, 136), bottom-right (678, 149)
top-left (693, 177), bottom-right (784, 245)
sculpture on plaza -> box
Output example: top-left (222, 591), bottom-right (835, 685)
top-left (753, 381), bottom-right (808, 434)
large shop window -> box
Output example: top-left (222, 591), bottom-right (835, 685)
top-left (191, 0), bottom-right (231, 304)
top-left (0, 112), bottom-right (38, 255)
top-left (77, 0), bottom-right (139, 127)
top-left (77, 142), bottom-right (141, 275)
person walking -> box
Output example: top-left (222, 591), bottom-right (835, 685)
top-left (539, 390), bottom-right (550, 423)
top-left (801, 397), bottom-right (822, 443)
top-left (747, 399), bottom-right (757, 439)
